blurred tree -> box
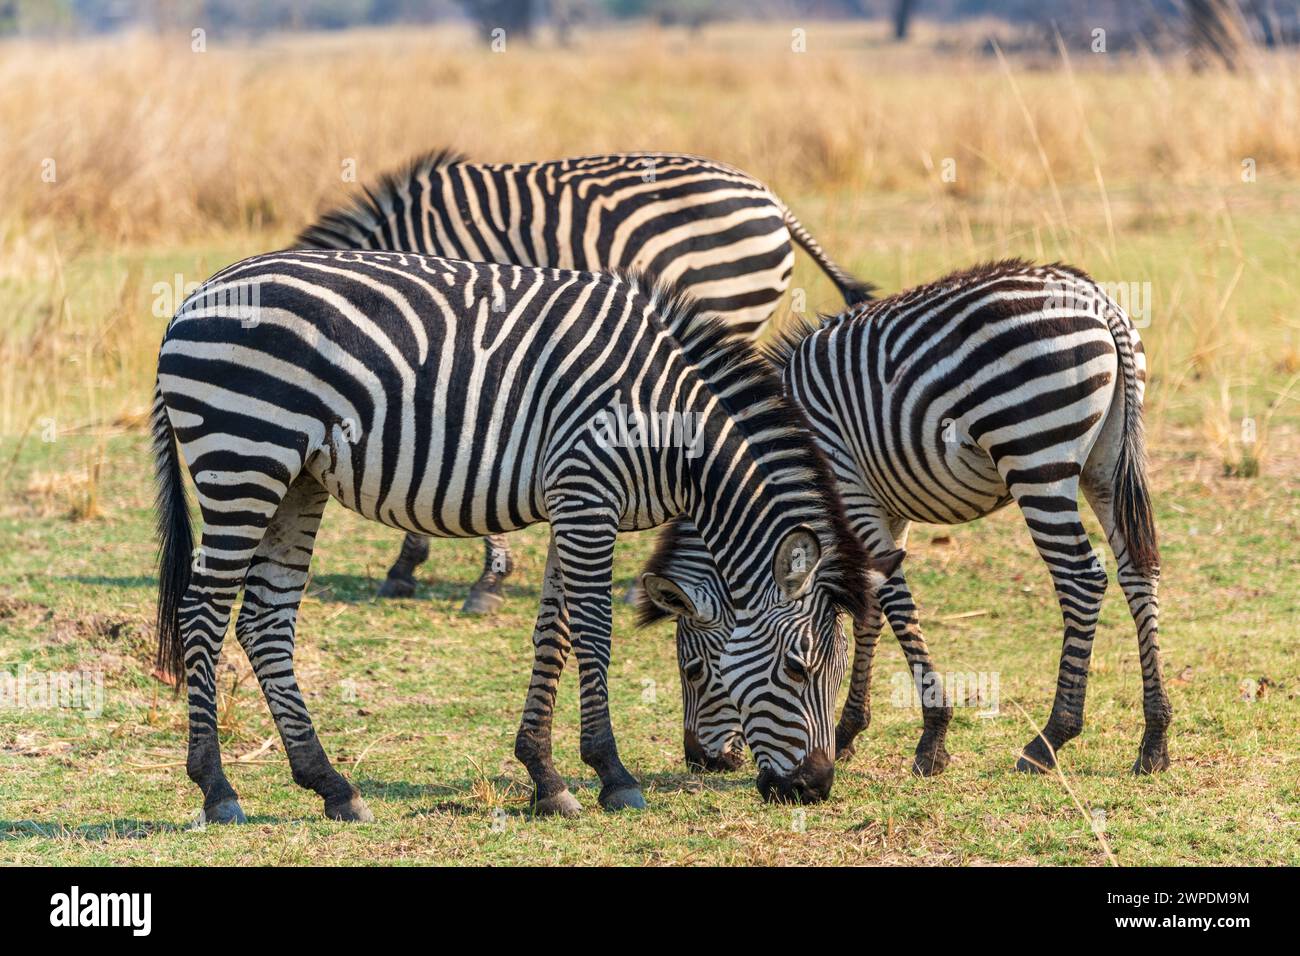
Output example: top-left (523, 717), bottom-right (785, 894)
top-left (1185, 0), bottom-right (1252, 67)
top-left (461, 0), bottom-right (534, 40)
top-left (893, 0), bottom-right (917, 39)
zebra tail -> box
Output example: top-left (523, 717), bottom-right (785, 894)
top-left (1105, 305), bottom-right (1160, 577)
top-left (152, 381), bottom-right (192, 689)
top-left (779, 205), bottom-right (875, 306)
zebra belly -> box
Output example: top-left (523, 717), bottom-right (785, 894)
top-left (869, 438), bottom-right (1011, 526)
top-left (301, 405), bottom-right (548, 540)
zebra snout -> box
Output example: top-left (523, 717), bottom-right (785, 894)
top-left (684, 730), bottom-right (745, 773)
top-left (756, 749), bottom-right (835, 804)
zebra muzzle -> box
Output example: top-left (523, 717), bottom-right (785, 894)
top-left (756, 748), bottom-right (835, 804)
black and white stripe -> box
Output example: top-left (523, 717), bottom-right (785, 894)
top-left (297, 150), bottom-right (871, 607)
top-left (645, 261), bottom-right (1169, 777)
top-left (152, 249), bottom-right (870, 822)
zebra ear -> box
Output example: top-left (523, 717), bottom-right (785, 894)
top-left (641, 574), bottom-right (702, 621)
top-left (773, 526), bottom-right (823, 602)
top-left (868, 548), bottom-right (905, 583)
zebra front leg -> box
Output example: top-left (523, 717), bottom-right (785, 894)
top-left (514, 537), bottom-right (581, 816)
top-left (877, 569), bottom-right (953, 777)
top-left (376, 532), bottom-right (430, 598)
top-left (552, 515), bottom-right (643, 811)
top-left (1011, 481), bottom-right (1108, 774)
top-left (462, 534), bottom-right (513, 614)
top-left (235, 476), bottom-right (372, 822)
top-left (835, 602), bottom-right (883, 763)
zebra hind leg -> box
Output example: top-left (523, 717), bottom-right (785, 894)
top-left (462, 534), bottom-right (513, 614)
top-left (235, 474), bottom-right (372, 822)
top-left (1082, 479), bottom-right (1170, 774)
top-left (180, 463), bottom-right (297, 824)
top-left (376, 532), bottom-right (430, 598)
top-left (514, 537), bottom-right (581, 816)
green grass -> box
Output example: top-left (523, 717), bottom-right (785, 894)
top-left (2, 417), bottom-right (1297, 864)
top-left (2, 193), bottom-right (1298, 865)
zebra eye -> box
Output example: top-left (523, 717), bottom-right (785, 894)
top-left (683, 657), bottom-right (705, 682)
top-left (784, 650), bottom-right (809, 683)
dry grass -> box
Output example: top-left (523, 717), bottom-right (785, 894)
top-left (2, 22), bottom-right (1299, 245)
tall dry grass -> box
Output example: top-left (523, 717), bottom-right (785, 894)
top-left (1, 21), bottom-right (1298, 477)
top-left (2, 21), bottom-right (1298, 245)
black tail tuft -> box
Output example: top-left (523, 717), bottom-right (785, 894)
top-left (837, 278), bottom-right (876, 307)
top-left (152, 383), bottom-right (192, 689)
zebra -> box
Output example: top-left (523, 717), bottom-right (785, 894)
top-left (641, 260), bottom-right (1170, 777)
top-left (296, 149), bottom-right (872, 610)
top-left (640, 517), bottom-right (903, 773)
top-left (152, 249), bottom-right (871, 823)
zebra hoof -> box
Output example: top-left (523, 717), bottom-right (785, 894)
top-left (325, 794), bottom-right (375, 822)
top-left (1132, 748), bottom-right (1170, 775)
top-left (1015, 736), bottom-right (1056, 774)
top-left (912, 746), bottom-right (950, 777)
top-left (203, 798), bottom-right (247, 825)
top-left (461, 589), bottom-right (504, 615)
top-left (377, 575), bottom-right (417, 599)
top-left (533, 789), bottom-right (582, 817)
top-left (1014, 754), bottom-right (1053, 774)
top-left (599, 786), bottom-right (646, 812)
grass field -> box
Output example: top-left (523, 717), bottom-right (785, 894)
top-left (1, 21), bottom-right (1298, 865)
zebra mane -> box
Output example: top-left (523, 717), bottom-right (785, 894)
top-left (295, 148), bottom-right (468, 250)
top-left (625, 273), bottom-right (872, 625)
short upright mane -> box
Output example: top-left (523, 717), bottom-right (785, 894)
top-left (625, 273), bottom-right (871, 622)
top-left (295, 148), bottom-right (467, 250)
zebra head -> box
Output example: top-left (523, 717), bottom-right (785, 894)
top-left (639, 536), bottom-right (744, 773)
top-left (720, 526), bottom-right (850, 803)
top-left (643, 525), bottom-right (858, 803)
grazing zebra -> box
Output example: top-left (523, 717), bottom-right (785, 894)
top-left (643, 261), bottom-right (1170, 777)
top-left (297, 150), bottom-right (872, 609)
top-left (640, 518), bottom-right (902, 773)
top-left (153, 249), bottom-right (870, 822)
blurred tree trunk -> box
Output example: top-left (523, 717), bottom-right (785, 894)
top-left (1186, 0), bottom-right (1251, 69)
top-left (893, 0), bottom-right (917, 41)
top-left (462, 0), bottom-right (534, 42)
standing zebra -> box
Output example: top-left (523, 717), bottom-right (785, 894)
top-left (297, 150), bottom-right (871, 609)
top-left (643, 261), bottom-right (1170, 777)
top-left (153, 250), bottom-right (870, 822)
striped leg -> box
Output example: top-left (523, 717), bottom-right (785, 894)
top-left (462, 534), bottom-right (514, 614)
top-left (376, 533), bottom-right (429, 598)
top-left (835, 601), bottom-right (882, 761)
top-left (837, 513), bottom-right (951, 775)
top-left (1082, 481), bottom-right (1170, 773)
top-left (552, 511), bottom-right (643, 811)
top-left (514, 537), bottom-right (581, 816)
top-left (1010, 478), bottom-right (1109, 773)
top-left (181, 466), bottom-right (291, 823)
top-left (234, 475), bottom-right (372, 822)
